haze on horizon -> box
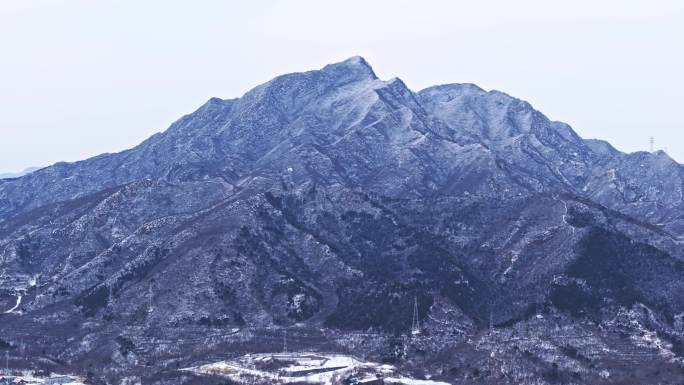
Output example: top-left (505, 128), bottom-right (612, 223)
top-left (1, 0), bottom-right (683, 173)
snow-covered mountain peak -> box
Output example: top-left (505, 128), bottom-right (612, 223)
top-left (417, 83), bottom-right (486, 102)
top-left (320, 55), bottom-right (377, 83)
top-left (2, 57), bottom-right (683, 233)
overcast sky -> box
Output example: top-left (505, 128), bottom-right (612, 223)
top-left (1, 0), bottom-right (683, 173)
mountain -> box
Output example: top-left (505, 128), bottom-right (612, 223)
top-left (0, 166), bottom-right (40, 180)
top-left (1, 57), bottom-right (683, 385)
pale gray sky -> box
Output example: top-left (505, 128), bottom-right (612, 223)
top-left (1, 0), bottom-right (683, 173)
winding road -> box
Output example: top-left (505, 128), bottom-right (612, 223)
top-left (3, 294), bottom-right (22, 314)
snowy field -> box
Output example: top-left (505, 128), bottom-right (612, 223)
top-left (183, 352), bottom-right (450, 385)
top-left (0, 372), bottom-right (86, 385)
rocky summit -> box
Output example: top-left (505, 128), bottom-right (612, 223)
top-left (1, 57), bottom-right (684, 385)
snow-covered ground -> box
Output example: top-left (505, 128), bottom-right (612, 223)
top-left (183, 352), bottom-right (450, 385)
top-left (3, 294), bottom-right (22, 314)
top-left (0, 372), bottom-right (86, 384)
top-left (385, 378), bottom-right (450, 385)
top-left (2, 275), bottom-right (41, 314)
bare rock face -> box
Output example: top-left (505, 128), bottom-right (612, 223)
top-left (1, 57), bottom-right (684, 384)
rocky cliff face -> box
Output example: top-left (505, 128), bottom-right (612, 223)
top-left (1, 57), bottom-right (683, 384)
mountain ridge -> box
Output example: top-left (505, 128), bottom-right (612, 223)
top-left (0, 166), bottom-right (41, 180)
top-left (3, 57), bottom-right (680, 216)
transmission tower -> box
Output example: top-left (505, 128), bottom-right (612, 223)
top-left (147, 282), bottom-right (154, 314)
top-left (283, 329), bottom-right (288, 353)
top-left (411, 296), bottom-right (421, 336)
top-left (650, 136), bottom-right (655, 153)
